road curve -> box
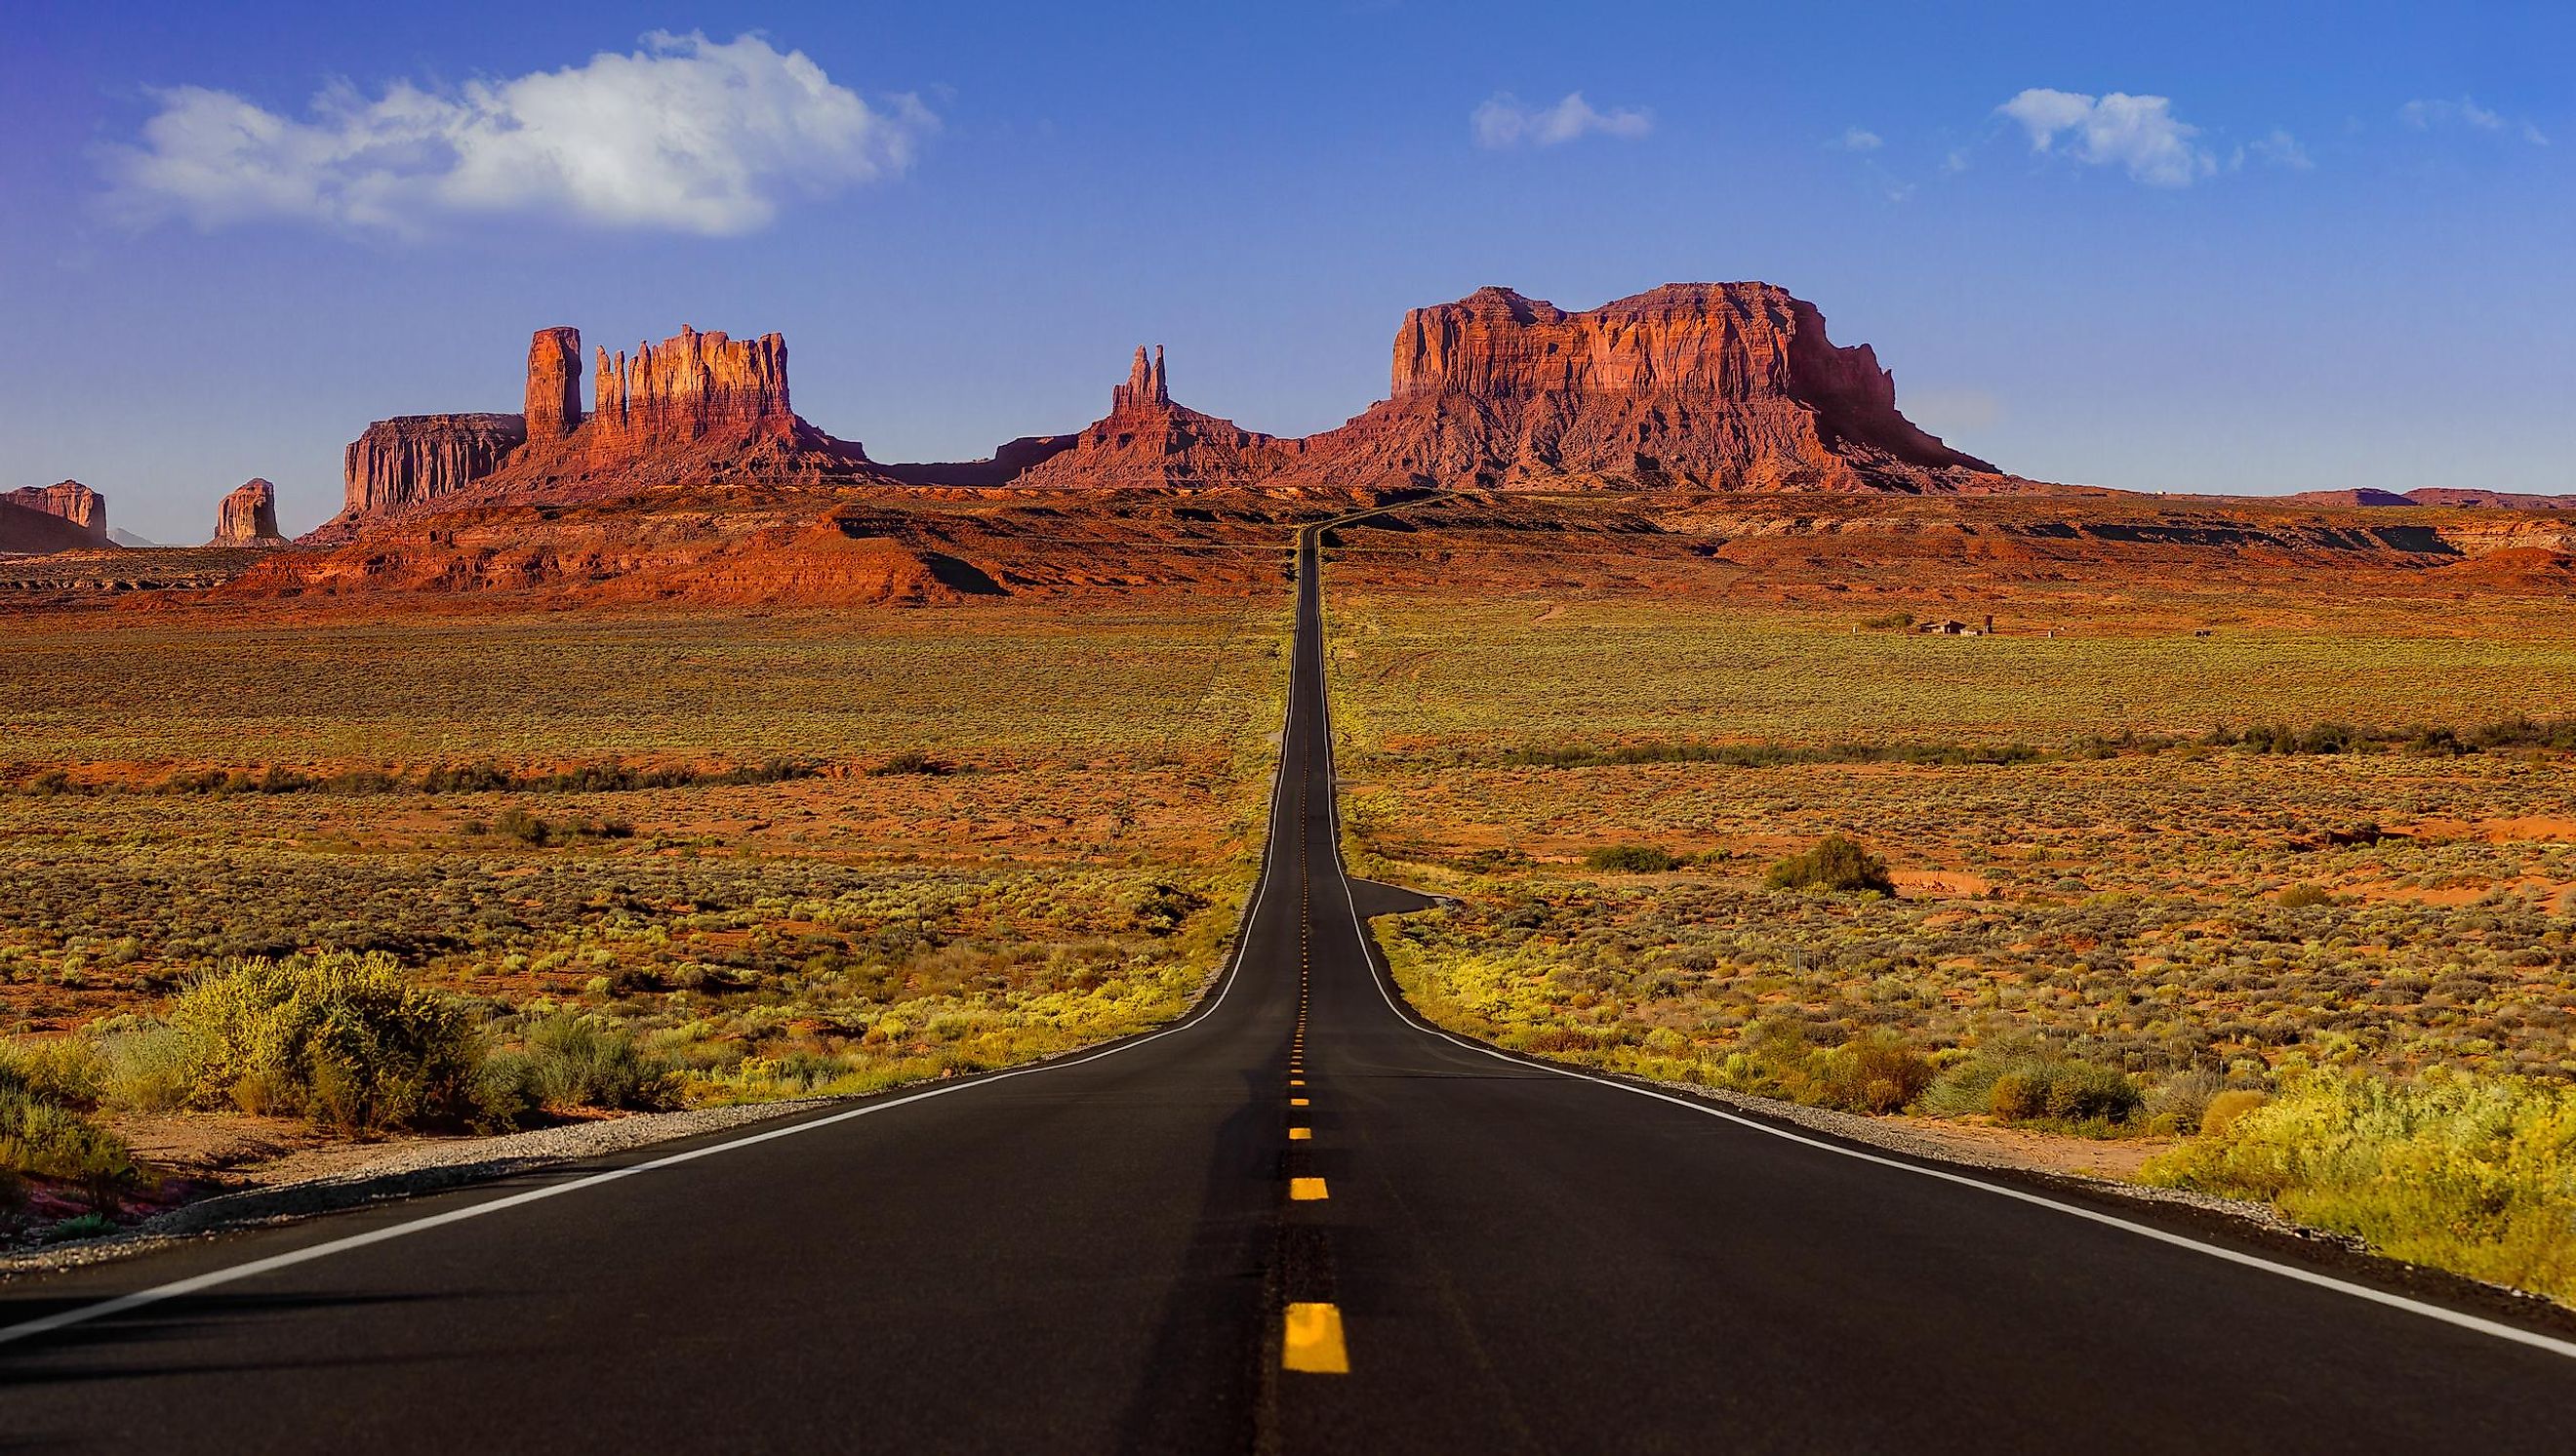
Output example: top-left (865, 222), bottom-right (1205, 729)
top-left (5, 516), bottom-right (2574, 1453)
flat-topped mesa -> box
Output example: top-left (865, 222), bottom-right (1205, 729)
top-left (340, 414), bottom-right (529, 522)
top-left (525, 327), bottom-right (584, 441)
top-left (1298, 282), bottom-right (2002, 492)
top-left (1012, 345), bottom-right (1301, 489)
top-left (588, 326), bottom-right (794, 440)
top-left (213, 478), bottom-right (285, 546)
top-left (4, 480), bottom-right (109, 542)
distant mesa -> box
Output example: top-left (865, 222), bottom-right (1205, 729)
top-left (320, 324), bottom-right (884, 540)
top-left (1, 480), bottom-right (112, 554)
top-left (1276, 282), bottom-right (2001, 494)
top-left (2289, 487), bottom-right (2576, 512)
top-left (1008, 344), bottom-right (1308, 489)
top-left (213, 478), bottom-right (286, 546)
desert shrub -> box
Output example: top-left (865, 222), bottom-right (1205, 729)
top-left (1927, 1052), bottom-right (2144, 1129)
top-left (0, 1036), bottom-right (107, 1105)
top-left (521, 1015), bottom-right (674, 1112)
top-left (493, 807), bottom-right (552, 846)
top-left (2198, 1088), bottom-right (2269, 1137)
top-left (868, 751), bottom-right (950, 777)
top-left (95, 1026), bottom-right (205, 1112)
top-left (2144, 1072), bottom-right (2576, 1302)
top-left (1454, 847), bottom-right (1534, 873)
top-left (163, 951), bottom-right (481, 1133)
top-left (0, 1083), bottom-right (137, 1210)
top-left (1584, 844), bottom-right (1682, 873)
top-left (1792, 1031), bottom-right (1937, 1114)
top-left (1862, 611), bottom-right (1915, 630)
top-left (1765, 835), bottom-right (1896, 895)
top-left (2277, 883), bottom-right (2333, 910)
top-left (1127, 880), bottom-right (1210, 937)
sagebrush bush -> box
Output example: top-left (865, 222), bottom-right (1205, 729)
top-left (1764, 835), bottom-right (1896, 895)
top-left (1584, 844), bottom-right (1681, 873)
top-left (1926, 1052), bottom-right (2144, 1129)
top-left (163, 951), bottom-right (481, 1133)
top-left (521, 1015), bottom-right (674, 1112)
top-left (2145, 1072), bottom-right (2576, 1302)
top-left (0, 1082), bottom-right (136, 1210)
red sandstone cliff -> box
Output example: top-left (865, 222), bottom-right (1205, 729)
top-left (3, 481), bottom-right (109, 543)
top-left (337, 414), bottom-right (529, 527)
top-left (320, 325), bottom-right (885, 540)
top-left (1009, 345), bottom-right (1306, 489)
top-left (213, 478), bottom-right (285, 546)
top-left (1283, 283), bottom-right (2000, 493)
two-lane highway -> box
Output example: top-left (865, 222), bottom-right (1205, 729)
top-left (6, 517), bottom-right (2574, 1452)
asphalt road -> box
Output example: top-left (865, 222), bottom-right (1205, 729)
top-left (5, 518), bottom-right (2573, 1453)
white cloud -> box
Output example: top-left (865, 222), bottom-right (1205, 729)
top-left (1471, 92), bottom-right (1651, 149)
top-left (1997, 87), bottom-right (2214, 186)
top-left (2399, 96), bottom-right (2549, 145)
top-left (101, 31), bottom-right (935, 236)
top-left (1835, 127), bottom-right (1882, 151)
top-left (2245, 129), bottom-right (2313, 170)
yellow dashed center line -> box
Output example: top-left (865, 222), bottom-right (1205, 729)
top-left (1289, 1126), bottom-right (1312, 1141)
top-left (1289, 1177), bottom-right (1329, 1201)
top-left (1282, 1302), bottom-right (1349, 1374)
top-left (1290, 1098), bottom-right (1309, 1107)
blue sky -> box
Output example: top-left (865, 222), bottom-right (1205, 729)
top-left (4, 0), bottom-right (2569, 538)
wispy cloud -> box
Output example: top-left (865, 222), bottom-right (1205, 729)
top-left (1834, 127), bottom-right (1882, 152)
top-left (2242, 129), bottom-right (2313, 170)
top-left (1471, 92), bottom-right (1651, 149)
top-left (101, 31), bottom-right (935, 237)
top-left (2399, 96), bottom-right (2549, 145)
top-left (1997, 88), bottom-right (2214, 186)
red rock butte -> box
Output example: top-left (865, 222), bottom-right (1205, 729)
top-left (322, 324), bottom-right (877, 539)
top-left (1272, 283), bottom-right (1999, 493)
top-left (1010, 344), bottom-right (1306, 490)
top-left (213, 478), bottom-right (285, 546)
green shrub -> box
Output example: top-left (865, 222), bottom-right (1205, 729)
top-left (2276, 882), bottom-right (2333, 909)
top-left (2145, 1072), bottom-right (2576, 1303)
top-left (1792, 1031), bottom-right (1936, 1113)
top-left (164, 951), bottom-right (481, 1133)
top-left (1584, 844), bottom-right (1682, 873)
top-left (96, 1026), bottom-right (206, 1112)
top-left (522, 1015), bottom-right (673, 1111)
top-left (0, 1084), bottom-right (137, 1210)
top-left (1764, 835), bottom-right (1896, 895)
top-left (493, 807), bottom-right (552, 846)
top-left (1927, 1052), bottom-right (2144, 1129)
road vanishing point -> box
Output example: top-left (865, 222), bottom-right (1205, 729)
top-left (6, 513), bottom-right (2575, 1453)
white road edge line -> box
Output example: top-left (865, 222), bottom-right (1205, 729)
top-left (0, 553), bottom-right (1316, 1354)
top-left (1304, 530), bottom-right (2576, 1365)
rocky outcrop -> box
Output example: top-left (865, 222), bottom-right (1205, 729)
top-left (320, 325), bottom-right (886, 540)
top-left (213, 478), bottom-right (285, 546)
top-left (525, 327), bottom-right (583, 442)
top-left (587, 326), bottom-right (793, 440)
top-left (1010, 345), bottom-right (1305, 489)
top-left (1284, 283), bottom-right (2000, 493)
top-left (4, 481), bottom-right (109, 542)
top-left (339, 414), bottom-right (529, 523)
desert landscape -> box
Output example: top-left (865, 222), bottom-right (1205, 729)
top-left (5, 10), bottom-right (2573, 1442)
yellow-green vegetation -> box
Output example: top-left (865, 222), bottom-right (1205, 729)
top-left (1331, 585), bottom-right (2576, 1299)
top-left (0, 602), bottom-right (1286, 1215)
top-left (2145, 1073), bottom-right (2576, 1303)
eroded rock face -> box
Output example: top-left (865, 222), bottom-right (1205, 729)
top-left (214, 478), bottom-right (285, 546)
top-left (589, 326), bottom-right (793, 440)
top-left (524, 327), bottom-right (584, 441)
top-left (3, 481), bottom-right (109, 542)
top-left (1289, 283), bottom-right (1998, 492)
top-left (339, 413), bottom-right (530, 528)
top-left (1011, 345), bottom-right (1305, 489)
